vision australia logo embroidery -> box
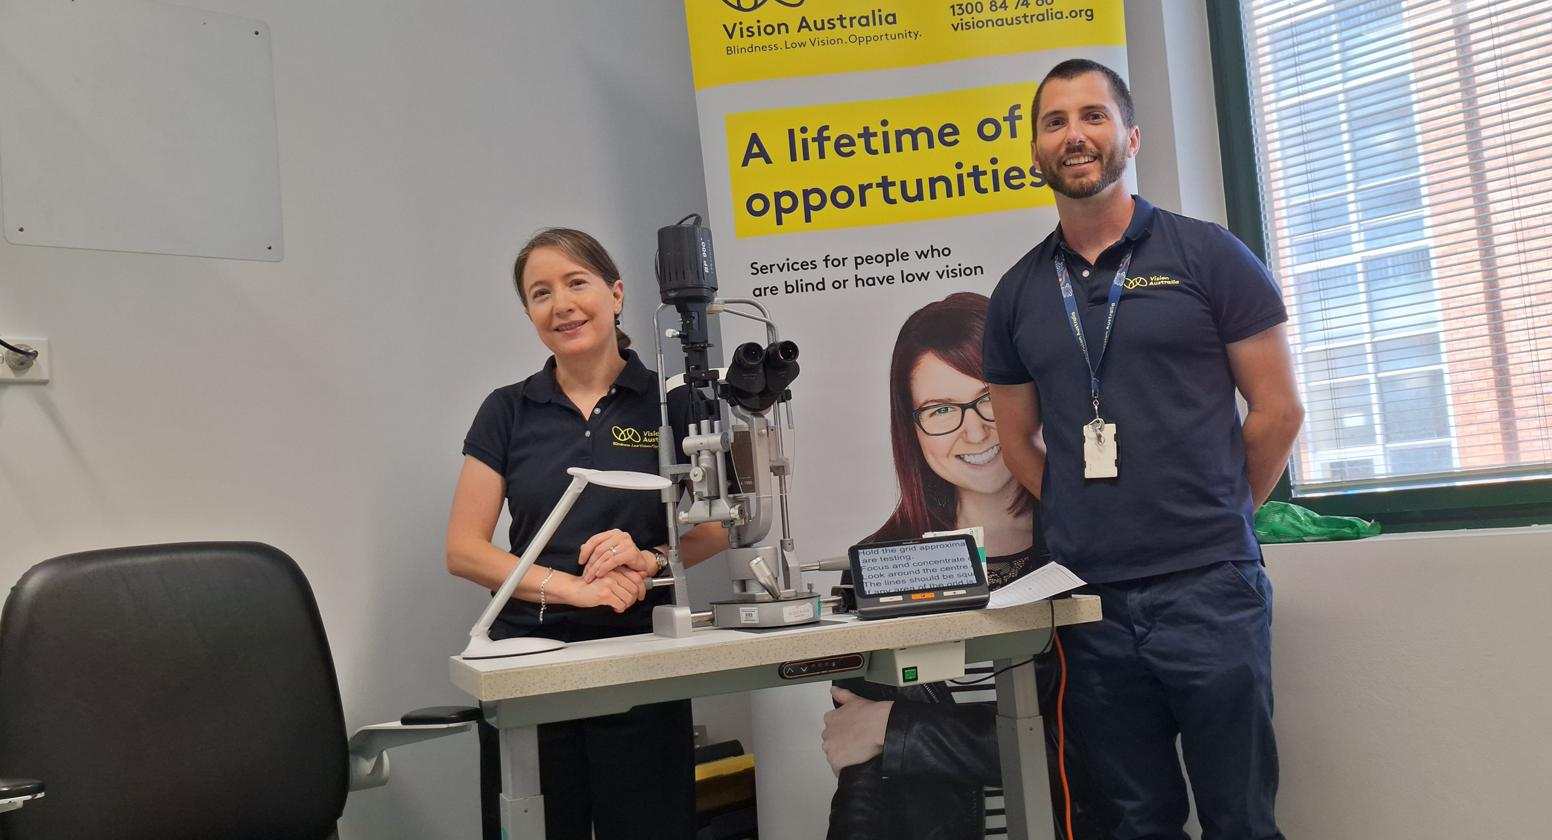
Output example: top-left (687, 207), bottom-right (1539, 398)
top-left (1123, 275), bottom-right (1182, 291)
top-left (722, 0), bottom-right (805, 12)
top-left (610, 426), bottom-right (660, 449)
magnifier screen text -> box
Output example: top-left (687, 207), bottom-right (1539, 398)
top-left (856, 541), bottom-right (977, 596)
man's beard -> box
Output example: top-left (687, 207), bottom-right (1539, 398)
top-left (1040, 145), bottom-right (1127, 199)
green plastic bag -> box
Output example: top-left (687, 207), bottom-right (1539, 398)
top-left (1254, 501), bottom-right (1381, 544)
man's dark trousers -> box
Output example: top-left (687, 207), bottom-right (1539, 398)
top-left (1060, 559), bottom-right (1285, 840)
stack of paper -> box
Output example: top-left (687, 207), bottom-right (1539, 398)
top-left (986, 562), bottom-right (1086, 609)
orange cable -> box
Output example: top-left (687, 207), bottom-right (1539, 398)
top-left (1055, 629), bottom-right (1074, 840)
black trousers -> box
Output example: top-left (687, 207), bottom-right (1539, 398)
top-left (478, 625), bottom-right (696, 840)
top-left (1063, 561), bottom-right (1283, 840)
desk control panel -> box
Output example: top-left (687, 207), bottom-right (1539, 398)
top-left (778, 653), bottom-right (866, 680)
top-left (866, 640), bottom-right (967, 686)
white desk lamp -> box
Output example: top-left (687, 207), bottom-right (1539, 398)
top-left (460, 467), bottom-right (672, 660)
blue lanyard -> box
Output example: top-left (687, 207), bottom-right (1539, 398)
top-left (1054, 247), bottom-right (1132, 422)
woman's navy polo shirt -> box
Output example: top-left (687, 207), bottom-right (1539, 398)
top-left (983, 196), bottom-right (1286, 584)
top-left (462, 350), bottom-right (690, 638)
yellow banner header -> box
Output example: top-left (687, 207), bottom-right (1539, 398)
top-left (685, 0), bottom-right (1125, 90)
top-left (726, 81), bottom-right (1058, 237)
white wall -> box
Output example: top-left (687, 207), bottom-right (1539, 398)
top-left (0, 2), bottom-right (712, 837)
top-left (1265, 529), bottom-right (1552, 839)
top-left (1126, 0), bottom-right (1228, 227)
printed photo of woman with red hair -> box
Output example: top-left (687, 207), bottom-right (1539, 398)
top-left (822, 291), bottom-right (1104, 840)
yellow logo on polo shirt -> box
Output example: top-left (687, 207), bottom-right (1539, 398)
top-left (1123, 275), bottom-right (1182, 291)
top-left (610, 426), bottom-right (660, 449)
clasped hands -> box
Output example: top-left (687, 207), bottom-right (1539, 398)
top-left (572, 537), bottom-right (892, 774)
top-left (571, 537), bottom-right (893, 772)
top-left (563, 529), bottom-right (661, 614)
top-left (574, 537), bottom-right (894, 772)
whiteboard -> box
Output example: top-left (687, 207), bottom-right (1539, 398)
top-left (0, 0), bottom-right (282, 261)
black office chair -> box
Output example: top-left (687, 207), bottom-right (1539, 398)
top-left (0, 541), bottom-right (479, 840)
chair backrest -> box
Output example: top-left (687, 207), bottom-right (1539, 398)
top-left (0, 542), bottom-right (349, 840)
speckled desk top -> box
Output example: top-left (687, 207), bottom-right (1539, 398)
top-left (452, 595), bottom-right (1100, 703)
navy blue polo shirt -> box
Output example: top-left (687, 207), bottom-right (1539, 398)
top-left (984, 196), bottom-right (1286, 584)
top-left (462, 350), bottom-right (692, 638)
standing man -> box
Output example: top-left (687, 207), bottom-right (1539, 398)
top-left (985, 59), bottom-right (1303, 840)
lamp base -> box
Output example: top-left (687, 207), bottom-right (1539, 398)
top-left (459, 635), bottom-right (567, 660)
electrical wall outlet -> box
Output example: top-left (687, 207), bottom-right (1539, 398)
top-left (0, 338), bottom-right (50, 384)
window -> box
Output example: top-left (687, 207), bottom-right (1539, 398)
top-left (1209, 0), bottom-right (1552, 529)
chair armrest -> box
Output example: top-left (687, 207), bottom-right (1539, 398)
top-left (0, 778), bottom-right (44, 814)
top-left (399, 705), bottom-right (481, 726)
top-left (346, 708), bottom-right (479, 791)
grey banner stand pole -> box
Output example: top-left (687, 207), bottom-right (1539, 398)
top-left (995, 649), bottom-right (1056, 840)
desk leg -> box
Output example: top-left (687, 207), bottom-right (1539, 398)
top-left (995, 654), bottom-right (1056, 840)
top-left (498, 724), bottom-right (546, 839)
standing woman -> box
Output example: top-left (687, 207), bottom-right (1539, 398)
top-left (446, 228), bottom-right (725, 840)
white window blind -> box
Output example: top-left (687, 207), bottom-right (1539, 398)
top-left (1239, 0), bottom-right (1552, 496)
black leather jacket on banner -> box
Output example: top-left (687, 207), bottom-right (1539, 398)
top-left (827, 681), bottom-right (996, 840)
top-left (826, 658), bottom-right (1107, 840)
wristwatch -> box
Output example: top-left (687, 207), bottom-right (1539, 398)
top-left (648, 546), bottom-right (669, 575)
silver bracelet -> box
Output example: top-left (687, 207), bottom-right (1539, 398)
top-left (537, 567), bottom-right (558, 624)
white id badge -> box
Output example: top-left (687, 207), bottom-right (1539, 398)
top-left (1083, 422), bottom-right (1119, 479)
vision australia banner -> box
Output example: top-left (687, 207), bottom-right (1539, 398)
top-left (684, 0), bottom-right (1129, 569)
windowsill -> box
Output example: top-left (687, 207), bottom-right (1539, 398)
top-left (1264, 522), bottom-right (1552, 547)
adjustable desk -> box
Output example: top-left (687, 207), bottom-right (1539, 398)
top-left (451, 595), bottom-right (1101, 840)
